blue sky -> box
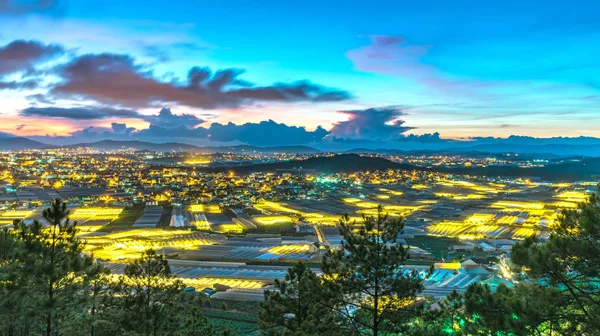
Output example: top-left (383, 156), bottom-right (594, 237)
top-left (0, 0), bottom-right (599, 143)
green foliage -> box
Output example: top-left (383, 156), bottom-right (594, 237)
top-left (423, 191), bottom-right (600, 336)
top-left (208, 317), bottom-right (259, 335)
top-left (260, 262), bottom-right (341, 335)
top-left (260, 206), bottom-right (426, 336)
top-left (0, 199), bottom-right (96, 335)
top-left (506, 192), bottom-right (600, 334)
top-left (0, 199), bottom-right (215, 336)
top-left (321, 206), bottom-right (425, 335)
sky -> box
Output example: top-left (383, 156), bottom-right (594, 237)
top-left (0, 0), bottom-right (599, 147)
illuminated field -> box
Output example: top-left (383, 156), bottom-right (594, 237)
top-left (554, 191), bottom-right (588, 203)
top-left (211, 223), bottom-right (244, 233)
top-left (254, 201), bottom-right (299, 214)
top-left (427, 221), bottom-right (540, 240)
top-left (70, 208), bottom-right (123, 221)
top-left (492, 201), bottom-right (544, 210)
top-left (253, 215), bottom-right (292, 225)
top-left (465, 213), bottom-right (494, 225)
top-left (303, 214), bottom-right (361, 226)
top-left (183, 278), bottom-right (263, 290)
top-left (83, 229), bottom-right (225, 261)
top-left (113, 273), bottom-right (264, 290)
top-left (358, 205), bottom-right (420, 217)
top-left (267, 244), bottom-right (312, 255)
top-left (188, 204), bottom-right (220, 213)
top-left (0, 210), bottom-right (33, 225)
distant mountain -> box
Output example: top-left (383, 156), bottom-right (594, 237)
top-left (197, 145), bottom-right (320, 154)
top-left (58, 140), bottom-right (321, 154)
top-left (207, 154), bottom-right (418, 174)
top-left (447, 157), bottom-right (600, 181)
top-left (61, 140), bottom-right (201, 152)
top-left (0, 137), bottom-right (49, 150)
top-left (446, 144), bottom-right (600, 157)
top-left (347, 145), bottom-right (600, 158)
top-left (207, 154), bottom-right (600, 181)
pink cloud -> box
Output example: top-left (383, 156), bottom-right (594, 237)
top-left (346, 35), bottom-right (489, 97)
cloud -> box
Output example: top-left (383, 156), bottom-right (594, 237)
top-left (15, 124), bottom-right (26, 131)
top-left (0, 79), bottom-right (38, 90)
top-left (0, 40), bottom-right (64, 75)
top-left (22, 106), bottom-right (330, 146)
top-left (19, 106), bottom-right (204, 130)
top-left (140, 42), bottom-right (211, 63)
top-left (206, 120), bottom-right (329, 146)
top-left (48, 53), bottom-right (351, 109)
top-left (110, 123), bottom-right (135, 135)
top-left (143, 108), bottom-right (203, 128)
top-left (128, 119), bottom-right (328, 146)
top-left (346, 35), bottom-right (480, 95)
top-left (346, 35), bottom-right (431, 77)
top-left (328, 106), bottom-right (414, 140)
top-left (0, 0), bottom-right (60, 15)
top-left (20, 106), bottom-right (141, 120)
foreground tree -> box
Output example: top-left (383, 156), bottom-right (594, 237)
top-left (0, 224), bottom-right (36, 335)
top-left (435, 191), bottom-right (600, 335)
top-left (260, 262), bottom-right (342, 335)
top-left (411, 290), bottom-right (467, 336)
top-left (33, 199), bottom-right (94, 336)
top-left (0, 200), bottom-right (110, 335)
top-left (320, 206), bottom-right (424, 335)
top-left (10, 200), bottom-right (95, 336)
top-left (463, 282), bottom-right (569, 335)
top-left (506, 191), bottom-right (600, 334)
top-left (117, 249), bottom-right (214, 336)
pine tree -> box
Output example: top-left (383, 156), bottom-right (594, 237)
top-left (507, 191), bottom-right (600, 334)
top-left (260, 262), bottom-right (342, 335)
top-left (25, 199), bottom-right (93, 336)
top-left (320, 206), bottom-right (424, 335)
top-left (117, 249), bottom-right (214, 336)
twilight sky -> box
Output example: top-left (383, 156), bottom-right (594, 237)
top-left (0, 0), bottom-right (599, 146)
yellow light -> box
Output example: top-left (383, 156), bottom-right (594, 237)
top-left (492, 201), bottom-right (544, 210)
top-left (1, 210), bottom-right (32, 218)
top-left (268, 244), bottom-right (311, 254)
top-left (465, 213), bottom-right (494, 225)
top-left (188, 204), bottom-right (220, 213)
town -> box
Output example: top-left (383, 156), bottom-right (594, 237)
top-left (1, 149), bottom-right (595, 308)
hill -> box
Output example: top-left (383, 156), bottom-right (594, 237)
top-left (205, 154), bottom-right (600, 181)
top-left (446, 157), bottom-right (600, 182)
top-left (62, 140), bottom-right (202, 152)
top-left (206, 154), bottom-right (419, 174)
top-left (0, 137), bottom-right (48, 150)
top-left (59, 140), bottom-right (321, 154)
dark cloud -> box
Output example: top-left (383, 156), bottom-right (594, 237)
top-left (20, 106), bottom-right (141, 120)
top-left (15, 124), bottom-right (26, 131)
top-left (143, 108), bottom-right (203, 128)
top-left (0, 0), bottom-right (60, 14)
top-left (140, 42), bottom-right (210, 63)
top-left (48, 53), bottom-right (351, 109)
top-left (27, 93), bottom-right (54, 104)
top-left (33, 108), bottom-right (329, 145)
top-left (0, 40), bottom-right (64, 75)
top-left (0, 79), bottom-right (38, 90)
top-left (123, 119), bottom-right (327, 146)
top-left (402, 132), bottom-right (442, 142)
top-left (206, 120), bottom-right (328, 146)
top-left (19, 106), bottom-right (205, 130)
top-left (110, 123), bottom-right (136, 135)
top-left (329, 106), bottom-right (415, 140)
